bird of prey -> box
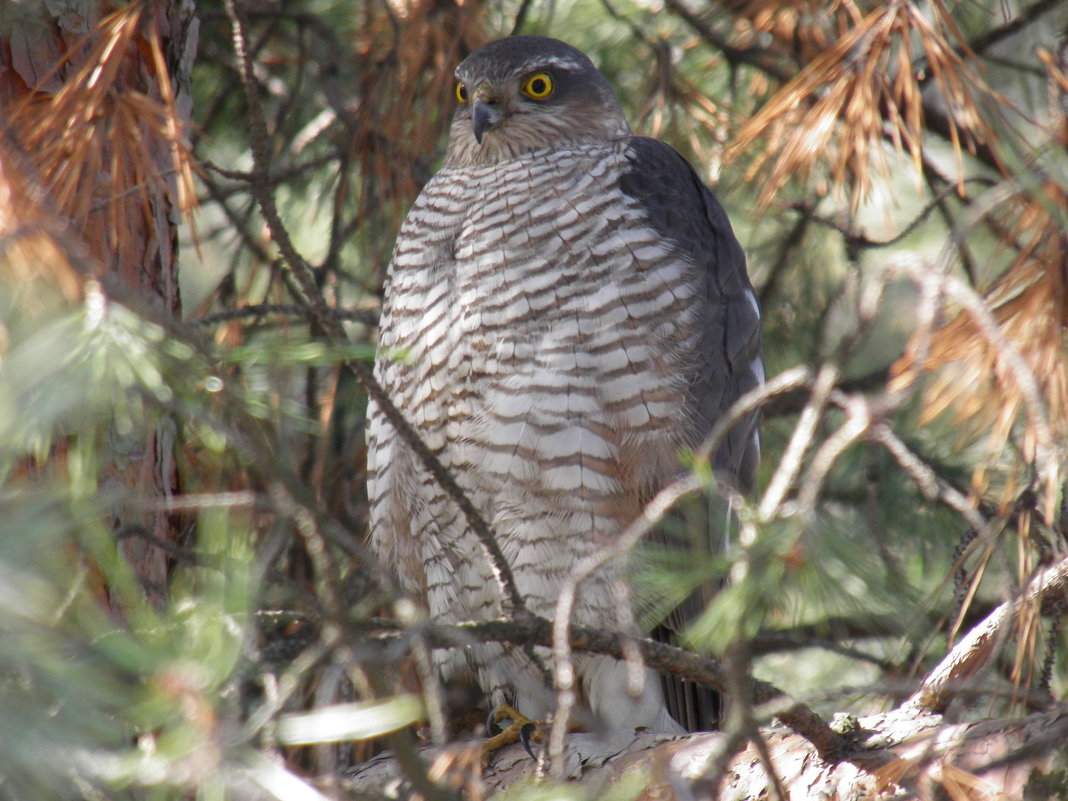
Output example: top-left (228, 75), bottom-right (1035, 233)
top-left (366, 35), bottom-right (762, 734)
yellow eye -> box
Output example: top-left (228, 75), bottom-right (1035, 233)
top-left (522, 72), bottom-right (553, 100)
top-left (456, 82), bottom-right (468, 103)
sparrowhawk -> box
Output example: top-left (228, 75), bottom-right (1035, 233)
top-left (366, 35), bottom-right (762, 733)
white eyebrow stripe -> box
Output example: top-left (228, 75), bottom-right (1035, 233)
top-left (516, 56), bottom-right (587, 73)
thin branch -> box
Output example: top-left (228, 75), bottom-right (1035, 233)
top-left (901, 555), bottom-right (1068, 714)
top-left (798, 177), bottom-right (996, 251)
top-left (757, 206), bottom-right (811, 309)
top-left (699, 366), bottom-right (814, 468)
top-left (759, 364), bottom-right (838, 520)
top-left (190, 303), bottom-right (378, 328)
top-left (754, 635), bottom-right (897, 671)
top-left (724, 642), bottom-right (790, 801)
top-left (921, 157), bottom-right (982, 283)
top-left (548, 472), bottom-right (698, 776)
top-left (197, 167), bottom-right (277, 267)
top-left (663, 0), bottom-right (792, 83)
top-left (867, 423), bottom-right (990, 536)
top-left (509, 0), bottom-right (535, 35)
top-left (371, 615), bottom-right (851, 763)
top-left (763, 369), bottom-right (888, 419)
top-left (600, 0), bottom-right (660, 53)
top-left (200, 152), bottom-right (337, 197)
top-left (794, 393), bottom-right (872, 521)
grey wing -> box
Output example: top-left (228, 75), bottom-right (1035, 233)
top-left (621, 136), bottom-right (763, 484)
top-left (621, 137), bottom-right (764, 730)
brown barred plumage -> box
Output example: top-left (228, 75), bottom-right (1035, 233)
top-left (366, 36), bottom-right (762, 733)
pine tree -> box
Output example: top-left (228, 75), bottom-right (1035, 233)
top-left (1, 1), bottom-right (1065, 798)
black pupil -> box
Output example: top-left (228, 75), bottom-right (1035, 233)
top-left (458, 84), bottom-right (467, 100)
top-left (531, 78), bottom-right (547, 94)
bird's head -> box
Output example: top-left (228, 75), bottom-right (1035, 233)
top-left (445, 36), bottom-right (630, 166)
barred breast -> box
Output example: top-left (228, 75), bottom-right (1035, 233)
top-left (366, 142), bottom-right (700, 727)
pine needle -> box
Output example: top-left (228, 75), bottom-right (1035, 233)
top-left (8, 4), bottom-right (197, 277)
top-left (892, 178), bottom-right (1067, 522)
top-left (729, 2), bottom-right (1005, 210)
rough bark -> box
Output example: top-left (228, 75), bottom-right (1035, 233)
top-left (344, 706), bottom-right (1068, 800)
top-left (0, 0), bottom-right (198, 603)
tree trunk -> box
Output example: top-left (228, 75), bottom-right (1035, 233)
top-left (0, 0), bottom-right (198, 604)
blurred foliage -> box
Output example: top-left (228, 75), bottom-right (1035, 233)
top-left (0, 0), bottom-right (1066, 799)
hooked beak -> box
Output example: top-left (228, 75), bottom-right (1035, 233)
top-left (471, 88), bottom-right (505, 144)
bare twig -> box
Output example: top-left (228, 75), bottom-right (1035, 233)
top-left (696, 365), bottom-right (813, 467)
top-left (901, 555), bottom-right (1068, 714)
top-left (794, 393), bottom-right (872, 520)
top-left (799, 177), bottom-right (996, 251)
top-left (759, 364), bottom-right (838, 520)
top-left (724, 642), bottom-right (790, 801)
top-left (758, 208), bottom-right (811, 309)
top-left (963, 0), bottom-right (1063, 60)
top-left (764, 369), bottom-right (888, 418)
top-left (867, 423), bottom-right (991, 537)
top-left (663, 0), bottom-right (791, 83)
top-left (369, 614), bottom-right (850, 762)
top-left (548, 472), bottom-right (700, 776)
top-left (190, 303), bottom-right (377, 328)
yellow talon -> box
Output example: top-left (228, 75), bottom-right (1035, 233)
top-left (481, 704), bottom-right (542, 764)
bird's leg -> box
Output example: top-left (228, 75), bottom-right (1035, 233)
top-left (481, 704), bottom-right (544, 764)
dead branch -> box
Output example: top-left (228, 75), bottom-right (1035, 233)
top-left (902, 554), bottom-right (1068, 714)
top-left (369, 614), bottom-right (850, 764)
top-left (189, 304), bottom-right (378, 328)
top-left (662, 0), bottom-right (791, 83)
